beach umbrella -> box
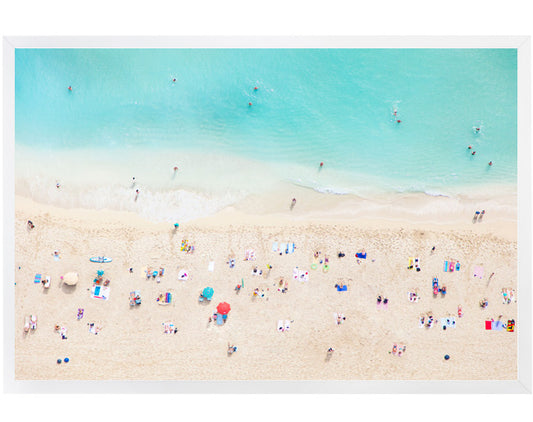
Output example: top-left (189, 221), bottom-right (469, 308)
top-left (62, 272), bottom-right (79, 286)
top-left (216, 302), bottom-right (231, 315)
top-left (202, 287), bottom-right (214, 300)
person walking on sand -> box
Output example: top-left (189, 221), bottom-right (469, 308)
top-left (135, 189), bottom-right (139, 201)
top-left (290, 198), bottom-right (296, 210)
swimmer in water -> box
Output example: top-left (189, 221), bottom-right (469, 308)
top-left (468, 145), bottom-right (472, 149)
top-left (173, 166), bottom-right (178, 172)
top-left (396, 119), bottom-right (401, 123)
top-left (248, 102), bottom-right (252, 106)
top-left (393, 109), bottom-right (397, 116)
top-left (472, 151), bottom-right (476, 156)
top-left (254, 86), bottom-right (258, 90)
top-left (68, 86), bottom-right (72, 91)
top-left (172, 78), bottom-right (176, 82)
top-left (488, 161), bottom-right (493, 166)
top-left (319, 162), bottom-right (324, 169)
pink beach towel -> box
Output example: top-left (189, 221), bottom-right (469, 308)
top-left (474, 266), bottom-right (484, 279)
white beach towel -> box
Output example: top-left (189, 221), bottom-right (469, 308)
top-left (208, 261), bottom-right (215, 272)
top-left (277, 320), bottom-right (284, 332)
top-left (272, 242), bottom-right (278, 252)
top-left (279, 243), bottom-right (286, 255)
top-left (292, 267), bottom-right (299, 280)
top-left (178, 269), bottom-right (189, 280)
top-left (284, 320), bottom-right (290, 331)
top-left (298, 270), bottom-right (309, 282)
top-left (287, 243), bottom-right (295, 254)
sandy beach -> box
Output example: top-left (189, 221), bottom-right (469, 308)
top-left (14, 194), bottom-right (517, 380)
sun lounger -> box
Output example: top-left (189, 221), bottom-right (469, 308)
top-left (432, 278), bottom-right (439, 295)
top-left (34, 273), bottom-right (42, 284)
top-left (216, 313), bottom-right (224, 325)
top-left (208, 261), bottom-right (215, 272)
top-left (277, 320), bottom-right (284, 331)
top-left (272, 241), bottom-right (278, 252)
top-left (287, 243), bottom-right (295, 254)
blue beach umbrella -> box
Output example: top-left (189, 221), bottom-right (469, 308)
top-left (202, 287), bottom-right (214, 300)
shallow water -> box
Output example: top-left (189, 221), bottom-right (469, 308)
top-left (15, 48), bottom-right (517, 221)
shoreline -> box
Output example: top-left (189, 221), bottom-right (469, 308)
top-left (14, 190), bottom-right (517, 242)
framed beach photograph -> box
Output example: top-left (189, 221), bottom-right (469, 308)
top-left (2, 36), bottom-right (531, 394)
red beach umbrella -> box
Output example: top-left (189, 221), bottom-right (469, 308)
top-left (217, 302), bottom-right (231, 315)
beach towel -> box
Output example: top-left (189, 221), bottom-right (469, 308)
top-left (419, 316), bottom-right (425, 328)
top-left (485, 320), bottom-right (492, 330)
top-left (456, 262), bottom-right (460, 271)
top-left (208, 261), bottom-right (215, 272)
top-left (216, 313), bottom-right (224, 325)
top-left (292, 268), bottom-right (299, 280)
top-left (474, 266), bottom-right (484, 279)
top-left (507, 320), bottom-right (515, 332)
top-left (279, 243), bottom-right (286, 255)
top-left (34, 273), bottom-right (42, 284)
top-left (298, 270), bottom-right (309, 282)
top-left (408, 257), bottom-right (414, 269)
top-left (178, 269), bottom-right (189, 281)
top-left (336, 284), bottom-right (348, 291)
top-left (53, 254), bottom-right (60, 262)
top-left (272, 242), bottom-right (278, 252)
top-left (414, 258), bottom-right (420, 271)
top-left (285, 320), bottom-right (290, 331)
top-left (43, 276), bottom-right (51, 288)
top-left (492, 320), bottom-right (504, 331)
top-left (449, 261), bottom-right (455, 272)
top-left (356, 252), bottom-right (367, 259)
top-left (244, 249), bottom-right (256, 261)
top-left (277, 320), bottom-right (284, 332)
top-left (92, 285), bottom-right (110, 300)
top-left (443, 261), bottom-right (448, 272)
top-left (408, 292), bottom-right (419, 302)
top-left (287, 243), bottom-right (295, 254)
top-left (440, 318), bottom-right (448, 329)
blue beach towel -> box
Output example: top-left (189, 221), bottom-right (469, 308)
top-left (216, 313), bottom-right (224, 325)
top-left (34, 274), bottom-right (42, 284)
top-left (336, 285), bottom-right (348, 291)
top-left (456, 262), bottom-right (460, 271)
top-left (443, 261), bottom-right (448, 272)
top-left (287, 243), bottom-right (295, 254)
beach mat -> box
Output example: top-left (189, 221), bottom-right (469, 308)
top-left (272, 242), bottom-right (278, 252)
top-left (208, 261), bottom-right (215, 272)
top-left (443, 261), bottom-right (448, 272)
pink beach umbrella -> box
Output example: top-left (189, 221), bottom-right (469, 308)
top-left (216, 302), bottom-right (231, 315)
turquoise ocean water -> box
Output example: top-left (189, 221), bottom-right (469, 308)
top-left (14, 49), bottom-right (517, 222)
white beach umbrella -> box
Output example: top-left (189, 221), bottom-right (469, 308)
top-left (62, 272), bottom-right (79, 286)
